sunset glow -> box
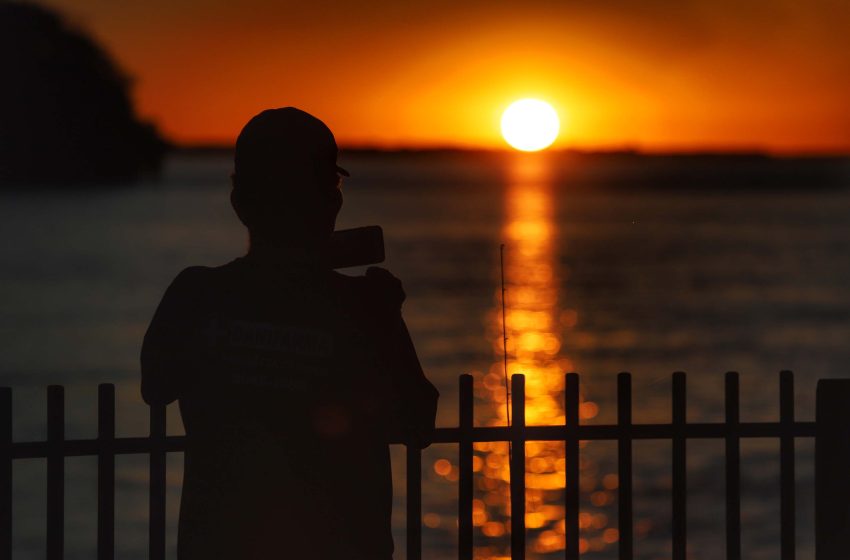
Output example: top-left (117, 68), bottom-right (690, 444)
top-left (37, 0), bottom-right (850, 152)
top-left (501, 99), bottom-right (560, 151)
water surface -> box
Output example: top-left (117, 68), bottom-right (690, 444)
top-left (2, 152), bottom-right (849, 559)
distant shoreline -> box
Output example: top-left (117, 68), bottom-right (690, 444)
top-left (174, 144), bottom-right (850, 162)
top-left (165, 145), bottom-right (849, 191)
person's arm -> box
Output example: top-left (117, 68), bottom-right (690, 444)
top-left (389, 313), bottom-right (439, 448)
top-left (365, 267), bottom-right (439, 448)
top-left (140, 267), bottom-right (207, 405)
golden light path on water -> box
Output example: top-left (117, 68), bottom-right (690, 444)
top-left (436, 155), bottom-right (619, 558)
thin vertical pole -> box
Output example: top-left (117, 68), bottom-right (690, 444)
top-left (0, 387), bottom-right (11, 560)
top-left (149, 403), bottom-right (166, 560)
top-left (406, 444), bottom-right (422, 560)
top-left (725, 372), bottom-right (741, 560)
top-left (47, 385), bottom-right (64, 560)
top-left (510, 374), bottom-right (525, 560)
top-left (458, 375), bottom-right (474, 560)
top-left (564, 373), bottom-right (580, 560)
top-left (779, 371), bottom-right (795, 560)
top-left (617, 373), bottom-right (633, 560)
top-left (815, 379), bottom-right (850, 559)
top-left (500, 244), bottom-right (511, 431)
top-left (97, 384), bottom-right (115, 560)
top-left (672, 372), bottom-right (687, 560)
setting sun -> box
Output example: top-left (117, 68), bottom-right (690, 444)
top-left (501, 99), bottom-right (560, 152)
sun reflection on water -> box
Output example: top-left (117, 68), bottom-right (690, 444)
top-left (428, 154), bottom-right (618, 558)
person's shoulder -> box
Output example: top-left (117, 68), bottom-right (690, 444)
top-left (174, 258), bottom-right (248, 282)
top-left (364, 267), bottom-right (405, 307)
top-left (162, 264), bottom-right (226, 300)
top-left (171, 265), bottom-right (215, 286)
top-left (332, 266), bottom-right (406, 309)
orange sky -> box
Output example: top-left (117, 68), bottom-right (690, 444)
top-left (42, 0), bottom-right (850, 152)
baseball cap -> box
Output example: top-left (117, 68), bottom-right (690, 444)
top-left (234, 107), bottom-right (349, 191)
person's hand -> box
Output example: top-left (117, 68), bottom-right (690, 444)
top-left (365, 266), bottom-right (406, 308)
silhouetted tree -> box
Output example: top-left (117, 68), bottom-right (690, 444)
top-left (0, 3), bottom-right (169, 185)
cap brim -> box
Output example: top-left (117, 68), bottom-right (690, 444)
top-left (336, 165), bottom-right (350, 177)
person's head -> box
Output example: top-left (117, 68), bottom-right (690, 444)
top-left (230, 107), bottom-right (349, 248)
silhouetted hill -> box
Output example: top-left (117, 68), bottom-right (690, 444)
top-left (0, 3), bottom-right (169, 185)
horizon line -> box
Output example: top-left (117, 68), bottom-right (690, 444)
top-left (172, 142), bottom-right (850, 159)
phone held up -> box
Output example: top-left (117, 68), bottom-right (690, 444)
top-left (329, 225), bottom-right (385, 269)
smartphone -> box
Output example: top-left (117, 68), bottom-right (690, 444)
top-left (329, 226), bottom-right (385, 269)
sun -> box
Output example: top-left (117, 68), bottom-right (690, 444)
top-left (501, 99), bottom-right (560, 152)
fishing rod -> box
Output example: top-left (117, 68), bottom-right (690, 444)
top-left (500, 244), bottom-right (512, 463)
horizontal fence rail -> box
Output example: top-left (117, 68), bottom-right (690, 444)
top-left (2, 372), bottom-right (849, 560)
top-left (5, 421), bottom-right (823, 459)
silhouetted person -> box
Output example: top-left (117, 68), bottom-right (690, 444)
top-left (141, 108), bottom-right (438, 560)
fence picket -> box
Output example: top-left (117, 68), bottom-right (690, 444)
top-left (725, 372), bottom-right (741, 560)
top-left (779, 371), bottom-right (795, 560)
top-left (618, 373), bottom-right (633, 560)
top-left (97, 384), bottom-right (115, 560)
top-left (1, 387), bottom-right (10, 559)
top-left (564, 373), bottom-right (580, 560)
top-left (1, 373), bottom-right (844, 560)
top-left (815, 379), bottom-right (850, 559)
top-left (458, 375), bottom-right (473, 560)
top-left (406, 444), bottom-right (422, 560)
top-left (510, 374), bottom-right (525, 560)
top-left (47, 385), bottom-right (64, 560)
top-left (672, 372), bottom-right (687, 560)
top-left (148, 403), bottom-right (166, 560)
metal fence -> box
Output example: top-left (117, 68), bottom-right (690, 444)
top-left (2, 371), bottom-right (850, 559)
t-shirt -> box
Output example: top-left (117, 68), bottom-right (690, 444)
top-left (140, 255), bottom-right (438, 560)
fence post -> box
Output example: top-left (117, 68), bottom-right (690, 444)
top-left (725, 372), bottom-right (741, 560)
top-left (47, 385), bottom-right (64, 560)
top-left (1, 388), bottom-right (10, 559)
top-left (564, 373), bottom-right (580, 560)
top-left (816, 379), bottom-right (850, 560)
top-left (617, 373), bottom-right (633, 560)
top-left (510, 374), bottom-right (525, 560)
top-left (97, 384), bottom-right (115, 560)
top-left (779, 371), bottom-right (795, 560)
top-left (671, 372), bottom-right (687, 560)
top-left (458, 374), bottom-right (473, 560)
top-left (149, 403), bottom-right (166, 560)
top-left (407, 443), bottom-right (422, 560)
